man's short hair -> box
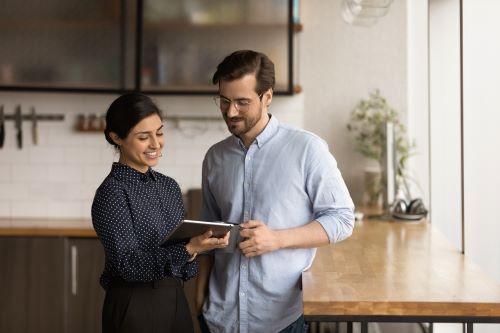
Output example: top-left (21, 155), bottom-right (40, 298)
top-left (212, 50), bottom-right (275, 95)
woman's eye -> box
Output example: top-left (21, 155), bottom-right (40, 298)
top-left (157, 132), bottom-right (164, 137)
top-left (138, 136), bottom-right (148, 141)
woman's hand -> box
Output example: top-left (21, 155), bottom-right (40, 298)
top-left (186, 229), bottom-right (230, 255)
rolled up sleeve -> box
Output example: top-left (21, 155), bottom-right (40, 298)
top-left (305, 138), bottom-right (355, 243)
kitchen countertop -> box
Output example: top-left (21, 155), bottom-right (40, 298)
top-left (303, 218), bottom-right (500, 326)
top-left (0, 218), bottom-right (96, 237)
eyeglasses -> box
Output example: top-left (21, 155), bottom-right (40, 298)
top-left (213, 93), bottom-right (263, 112)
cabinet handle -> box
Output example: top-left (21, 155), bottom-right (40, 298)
top-left (71, 245), bottom-right (78, 296)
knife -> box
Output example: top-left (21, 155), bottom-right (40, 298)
top-left (31, 107), bottom-right (38, 145)
top-left (0, 105), bottom-right (5, 149)
top-left (14, 105), bottom-right (22, 149)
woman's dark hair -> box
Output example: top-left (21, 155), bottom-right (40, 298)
top-left (104, 92), bottom-right (163, 147)
top-left (212, 50), bottom-right (275, 95)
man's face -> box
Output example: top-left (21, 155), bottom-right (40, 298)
top-left (218, 74), bottom-right (266, 137)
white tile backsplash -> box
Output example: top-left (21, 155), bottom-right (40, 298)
top-left (0, 165), bottom-right (11, 181)
top-left (48, 165), bottom-right (84, 183)
top-left (11, 165), bottom-right (50, 183)
top-left (171, 146), bottom-right (206, 166)
top-left (29, 146), bottom-right (65, 164)
top-left (0, 92), bottom-right (304, 219)
top-left (0, 183), bottom-right (31, 200)
top-left (64, 146), bottom-right (104, 165)
top-left (48, 201), bottom-right (85, 218)
top-left (0, 146), bottom-right (29, 164)
top-left (83, 165), bottom-right (110, 183)
top-left (0, 201), bottom-right (11, 218)
top-left (12, 200), bottom-right (49, 218)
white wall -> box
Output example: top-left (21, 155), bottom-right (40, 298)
top-left (0, 92), bottom-right (303, 220)
top-left (300, 0), bottom-right (409, 205)
top-left (407, 0), bottom-right (430, 209)
top-left (462, 4), bottom-right (500, 331)
top-left (463, 0), bottom-right (500, 285)
top-left (428, 0), bottom-right (500, 332)
top-left (429, 0), bottom-right (462, 251)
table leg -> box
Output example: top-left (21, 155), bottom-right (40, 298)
top-left (347, 322), bottom-right (353, 333)
top-left (466, 323), bottom-right (473, 333)
top-left (360, 321), bottom-right (368, 333)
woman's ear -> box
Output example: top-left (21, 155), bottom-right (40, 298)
top-left (109, 132), bottom-right (122, 146)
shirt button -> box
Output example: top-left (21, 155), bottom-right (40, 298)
top-left (246, 156), bottom-right (251, 161)
top-left (241, 264), bottom-right (246, 269)
top-left (240, 292), bottom-right (245, 297)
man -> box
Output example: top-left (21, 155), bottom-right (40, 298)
top-left (197, 50), bottom-right (355, 333)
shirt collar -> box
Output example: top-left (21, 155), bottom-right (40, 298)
top-left (233, 114), bottom-right (279, 149)
top-left (255, 114), bottom-right (278, 148)
top-left (111, 162), bottom-right (157, 183)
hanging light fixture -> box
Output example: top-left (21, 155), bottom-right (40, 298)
top-left (341, 0), bottom-right (394, 26)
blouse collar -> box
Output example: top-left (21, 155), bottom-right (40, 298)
top-left (111, 162), bottom-right (157, 183)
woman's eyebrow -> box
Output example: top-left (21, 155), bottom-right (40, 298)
top-left (134, 125), bottom-right (164, 135)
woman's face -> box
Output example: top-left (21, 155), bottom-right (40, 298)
top-left (114, 114), bottom-right (164, 173)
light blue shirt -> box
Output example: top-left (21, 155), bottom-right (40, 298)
top-left (201, 115), bottom-right (355, 333)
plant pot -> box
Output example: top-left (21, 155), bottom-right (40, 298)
top-left (364, 166), bottom-right (382, 208)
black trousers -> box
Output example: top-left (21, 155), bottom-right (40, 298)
top-left (102, 277), bottom-right (194, 333)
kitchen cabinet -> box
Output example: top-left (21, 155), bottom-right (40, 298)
top-left (0, 0), bottom-right (126, 92)
top-left (27, 237), bottom-right (66, 333)
top-left (0, 0), bottom-right (295, 95)
top-left (0, 237), bottom-right (30, 333)
top-left (0, 236), bottom-right (105, 333)
top-left (65, 238), bottom-right (105, 333)
top-left (140, 0), bottom-right (293, 94)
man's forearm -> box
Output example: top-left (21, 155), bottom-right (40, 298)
top-left (277, 220), bottom-right (330, 249)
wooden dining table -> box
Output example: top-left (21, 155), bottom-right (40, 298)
top-left (302, 218), bottom-right (500, 333)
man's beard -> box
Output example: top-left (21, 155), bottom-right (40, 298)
top-left (224, 106), bottom-right (263, 137)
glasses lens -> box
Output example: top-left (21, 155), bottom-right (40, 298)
top-left (214, 96), bottom-right (255, 112)
top-left (235, 100), bottom-right (250, 112)
top-left (214, 97), bottom-right (231, 111)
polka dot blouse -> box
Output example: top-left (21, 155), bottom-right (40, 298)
top-left (91, 162), bottom-right (197, 289)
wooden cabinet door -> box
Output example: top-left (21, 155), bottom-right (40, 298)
top-left (26, 237), bottom-right (66, 333)
top-left (65, 238), bottom-right (105, 333)
top-left (0, 237), bottom-right (30, 333)
top-left (0, 237), bottom-right (66, 333)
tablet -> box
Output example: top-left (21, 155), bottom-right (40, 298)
top-left (162, 219), bottom-right (234, 245)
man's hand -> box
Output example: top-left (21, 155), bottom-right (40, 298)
top-left (239, 220), bottom-right (281, 257)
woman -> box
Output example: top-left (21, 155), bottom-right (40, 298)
top-left (92, 92), bottom-right (228, 333)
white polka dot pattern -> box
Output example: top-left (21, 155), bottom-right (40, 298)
top-left (91, 163), bottom-right (197, 289)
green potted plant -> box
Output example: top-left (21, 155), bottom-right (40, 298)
top-left (346, 90), bottom-right (415, 206)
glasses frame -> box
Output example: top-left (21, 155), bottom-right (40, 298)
top-left (213, 93), bottom-right (264, 112)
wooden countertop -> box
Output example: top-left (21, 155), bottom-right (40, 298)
top-left (0, 218), bottom-right (96, 237)
top-left (302, 219), bottom-right (500, 318)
